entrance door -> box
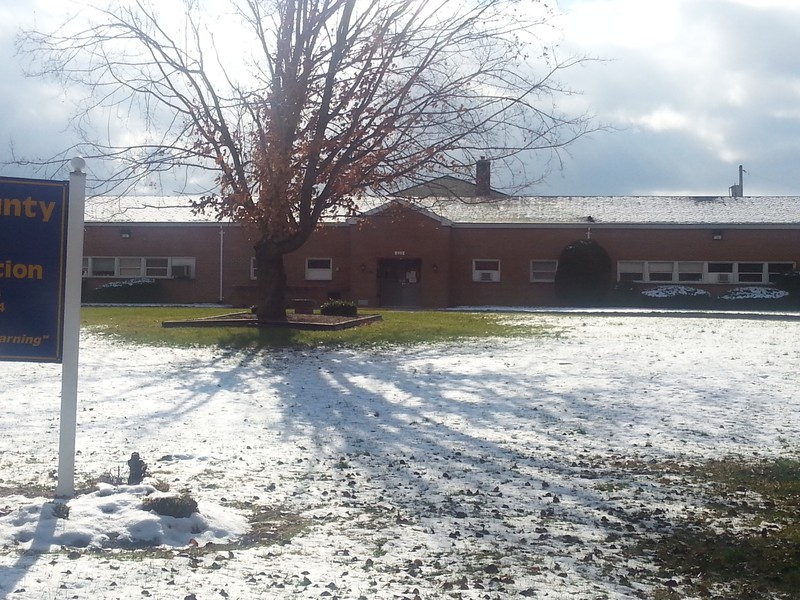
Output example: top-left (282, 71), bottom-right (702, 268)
top-left (379, 259), bottom-right (422, 307)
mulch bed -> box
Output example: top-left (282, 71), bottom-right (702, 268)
top-left (162, 311), bottom-right (382, 330)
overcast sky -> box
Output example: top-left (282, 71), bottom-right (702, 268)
top-left (1, 0), bottom-right (799, 197)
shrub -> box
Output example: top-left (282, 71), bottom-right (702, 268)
top-left (775, 270), bottom-right (800, 295)
top-left (87, 278), bottom-right (161, 303)
top-left (320, 299), bottom-right (358, 317)
top-left (141, 494), bottom-right (199, 518)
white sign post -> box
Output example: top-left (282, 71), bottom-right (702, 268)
top-left (55, 158), bottom-right (87, 498)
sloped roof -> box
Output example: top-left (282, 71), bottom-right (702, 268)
top-left (85, 195), bottom-right (800, 226)
top-left (406, 196), bottom-right (800, 226)
top-left (85, 196), bottom-right (217, 223)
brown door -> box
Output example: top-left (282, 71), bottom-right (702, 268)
top-left (379, 259), bottom-right (422, 307)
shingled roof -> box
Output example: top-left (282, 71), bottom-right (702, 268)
top-left (85, 195), bottom-right (800, 227)
top-left (409, 196), bottom-right (800, 226)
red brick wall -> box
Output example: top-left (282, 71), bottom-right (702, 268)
top-left (284, 225), bottom-right (352, 307)
top-left (83, 213), bottom-right (800, 308)
top-left (83, 224), bottom-right (231, 304)
top-left (345, 203), bottom-right (451, 307)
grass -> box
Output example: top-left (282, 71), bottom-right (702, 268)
top-left (80, 306), bottom-right (552, 349)
top-left (631, 456), bottom-right (800, 599)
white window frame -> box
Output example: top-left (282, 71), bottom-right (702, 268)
top-left (83, 256), bottom-right (195, 279)
top-left (618, 261), bottom-right (645, 282)
top-left (305, 257), bottom-right (333, 281)
top-left (472, 259), bottom-right (501, 282)
top-left (530, 260), bottom-right (558, 283)
top-left (86, 257), bottom-right (117, 277)
top-left (145, 257), bottom-right (170, 278)
top-left (119, 257), bottom-right (144, 277)
top-left (647, 261), bottom-right (674, 282)
top-left (677, 262), bottom-right (704, 282)
top-left (617, 260), bottom-right (795, 284)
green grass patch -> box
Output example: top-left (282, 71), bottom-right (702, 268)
top-left (633, 456), bottom-right (800, 599)
top-left (80, 306), bottom-right (551, 349)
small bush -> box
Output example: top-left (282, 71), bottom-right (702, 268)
top-left (320, 299), bottom-right (358, 317)
top-left (775, 270), bottom-right (800, 294)
top-left (141, 494), bottom-right (199, 518)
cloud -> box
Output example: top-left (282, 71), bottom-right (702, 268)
top-left (2, 0), bottom-right (800, 196)
top-left (540, 0), bottom-right (800, 195)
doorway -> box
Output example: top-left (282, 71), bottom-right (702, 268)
top-left (378, 259), bottom-right (422, 307)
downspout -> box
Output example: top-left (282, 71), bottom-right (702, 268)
top-left (218, 225), bottom-right (225, 303)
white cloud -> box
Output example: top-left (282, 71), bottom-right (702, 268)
top-left (3, 0), bottom-right (800, 195)
top-left (541, 0), bottom-right (800, 194)
top-left (557, 0), bottom-right (685, 49)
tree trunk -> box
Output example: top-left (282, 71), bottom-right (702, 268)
top-left (254, 246), bottom-right (288, 322)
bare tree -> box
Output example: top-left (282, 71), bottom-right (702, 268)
top-left (18, 0), bottom-right (593, 320)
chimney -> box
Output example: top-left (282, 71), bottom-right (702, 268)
top-left (476, 157), bottom-right (491, 196)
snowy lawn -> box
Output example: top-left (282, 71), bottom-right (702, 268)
top-left (1, 313), bottom-right (799, 599)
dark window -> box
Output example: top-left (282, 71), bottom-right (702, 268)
top-left (708, 263), bottom-right (733, 273)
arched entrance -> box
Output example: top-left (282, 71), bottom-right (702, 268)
top-left (554, 239), bottom-right (612, 306)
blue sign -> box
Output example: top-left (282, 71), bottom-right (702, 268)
top-left (0, 177), bottom-right (70, 362)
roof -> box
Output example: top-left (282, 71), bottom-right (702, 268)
top-left (85, 196), bottom-right (217, 223)
top-left (85, 195), bottom-right (800, 227)
top-left (407, 196), bottom-right (800, 226)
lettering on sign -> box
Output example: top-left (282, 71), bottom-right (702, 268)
top-left (0, 196), bottom-right (58, 222)
top-left (0, 178), bottom-right (69, 362)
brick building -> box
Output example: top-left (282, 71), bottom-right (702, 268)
top-left (82, 193), bottom-right (800, 308)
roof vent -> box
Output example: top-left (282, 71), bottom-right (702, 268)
top-left (729, 164), bottom-right (745, 197)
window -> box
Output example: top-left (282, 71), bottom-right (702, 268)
top-left (708, 262), bottom-right (734, 273)
top-left (677, 262), bottom-right (703, 282)
top-left (618, 261), bottom-right (644, 282)
top-left (305, 258), bottom-right (333, 281)
top-left (83, 256), bottom-right (194, 278)
top-left (119, 257), bottom-right (143, 277)
top-left (768, 262), bottom-right (794, 283)
top-left (530, 260), bottom-right (558, 282)
top-left (473, 259), bottom-right (501, 282)
top-left (89, 257), bottom-right (116, 277)
top-left (736, 263), bottom-right (763, 283)
top-left (647, 262), bottom-right (674, 282)
top-left (616, 260), bottom-right (795, 285)
top-left (145, 258), bottom-right (169, 277)
top-left (250, 257), bottom-right (257, 280)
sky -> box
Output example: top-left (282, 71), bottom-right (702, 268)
top-left (1, 313), bottom-right (799, 598)
top-left (1, 0), bottom-right (799, 196)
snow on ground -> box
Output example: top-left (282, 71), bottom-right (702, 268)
top-left (0, 313), bottom-right (798, 599)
